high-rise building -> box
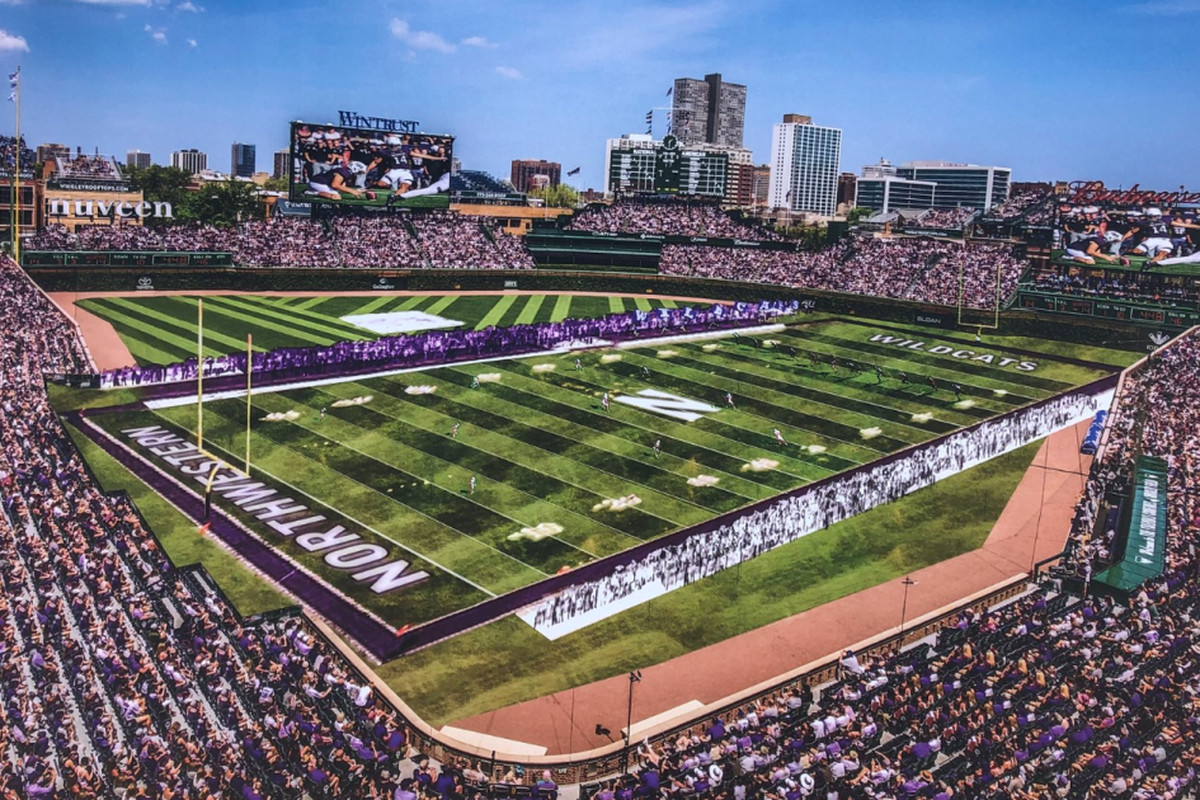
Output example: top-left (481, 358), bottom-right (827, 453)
top-left (126, 150), bottom-right (152, 169)
top-left (853, 159), bottom-right (935, 212)
top-left (171, 149), bottom-right (207, 175)
top-left (231, 143), bottom-right (256, 179)
top-left (671, 73), bottom-right (746, 149)
top-left (894, 161), bottom-right (1010, 210)
top-left (273, 149), bottom-right (290, 180)
top-left (853, 159), bottom-right (1011, 212)
top-left (510, 159), bottom-right (562, 193)
top-left (768, 114), bottom-right (842, 217)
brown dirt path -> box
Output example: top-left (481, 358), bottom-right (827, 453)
top-left (446, 420), bottom-right (1093, 755)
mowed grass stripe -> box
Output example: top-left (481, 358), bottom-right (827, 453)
top-left (770, 332), bottom-right (1043, 405)
top-left (234, 293), bottom-right (381, 338)
top-left (367, 377), bottom-right (712, 528)
top-left (151, 404), bottom-right (536, 599)
top-left (205, 295), bottom-right (364, 343)
top-left (660, 299), bottom-right (678, 308)
top-left (290, 296), bottom-right (328, 311)
top-left (195, 398), bottom-right (585, 578)
top-left (549, 294), bottom-right (573, 322)
top-left (483, 361), bottom-right (822, 485)
top-left (401, 374), bottom-right (750, 517)
top-left (680, 342), bottom-right (1014, 421)
top-left (293, 387), bottom-right (658, 556)
top-left (674, 342), bottom-right (994, 423)
top-left (77, 300), bottom-right (191, 365)
top-left (425, 296), bottom-right (458, 316)
top-left (250, 391), bottom-right (612, 563)
top-left (784, 329), bottom-right (1075, 393)
top-left (576, 353), bottom-right (900, 458)
top-left (443, 367), bottom-right (769, 501)
top-left (656, 345), bottom-right (979, 431)
top-left (608, 295), bottom-right (625, 314)
top-left (474, 295), bottom-right (519, 330)
top-left (634, 297), bottom-right (653, 311)
top-left (514, 295), bottom-right (546, 325)
top-left (164, 296), bottom-right (346, 354)
top-left (608, 353), bottom-right (896, 461)
top-left (85, 298), bottom-right (237, 359)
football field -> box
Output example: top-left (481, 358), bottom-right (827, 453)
top-left (78, 293), bottom-right (1120, 635)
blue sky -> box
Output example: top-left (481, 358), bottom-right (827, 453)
top-left (0, 0), bottom-right (1196, 190)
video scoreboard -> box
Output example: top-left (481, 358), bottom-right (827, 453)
top-left (607, 135), bottom-right (728, 198)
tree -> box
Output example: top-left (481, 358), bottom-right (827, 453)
top-left (179, 179), bottom-right (263, 226)
top-left (845, 206), bottom-right (874, 225)
top-left (262, 176), bottom-right (289, 193)
top-left (124, 165), bottom-right (194, 226)
top-left (529, 183), bottom-right (581, 209)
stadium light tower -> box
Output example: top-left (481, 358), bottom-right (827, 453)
top-left (622, 670), bottom-right (642, 774)
top-left (898, 575), bottom-right (918, 640)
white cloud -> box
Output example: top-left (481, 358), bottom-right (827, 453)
top-left (541, 1), bottom-right (725, 70)
top-left (74, 0), bottom-right (153, 5)
top-left (495, 65), bottom-right (524, 80)
top-left (462, 35), bottom-right (495, 47)
top-left (0, 29), bottom-right (29, 52)
top-left (0, 1), bottom-right (27, 6)
top-left (177, 0), bottom-right (204, 11)
top-left (186, 37), bottom-right (197, 47)
top-left (144, 23), bottom-right (167, 43)
top-left (1126, 0), bottom-right (1200, 11)
top-left (389, 18), bottom-right (455, 53)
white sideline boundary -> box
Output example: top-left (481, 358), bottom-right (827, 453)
top-left (142, 325), bottom-right (776, 409)
top-left (614, 324), bottom-right (785, 350)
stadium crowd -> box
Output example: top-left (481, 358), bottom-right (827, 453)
top-left (660, 236), bottom-right (1026, 310)
top-left (53, 154), bottom-right (123, 182)
top-left (0, 134), bottom-right (34, 174)
top-left (568, 199), bottom-right (784, 241)
top-left (1030, 271), bottom-right (1198, 306)
top-left (26, 213), bottom-right (536, 271)
top-left (574, 333), bottom-right (1200, 799)
top-left (0, 257), bottom-right (479, 799)
top-left (911, 207), bottom-right (977, 230)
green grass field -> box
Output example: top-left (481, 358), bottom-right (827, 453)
top-left (70, 291), bottom-right (1136, 721)
top-left (78, 293), bottom-right (699, 367)
top-left (81, 295), bottom-right (1118, 632)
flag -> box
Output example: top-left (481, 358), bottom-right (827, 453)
top-left (566, 166), bottom-right (581, 177)
top-left (7, 67), bottom-right (18, 84)
top-left (645, 111), bottom-right (653, 123)
top-left (6, 92), bottom-right (13, 103)
top-left (666, 86), bottom-right (673, 96)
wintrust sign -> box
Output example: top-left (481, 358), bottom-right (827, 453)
top-left (47, 199), bottom-right (174, 220)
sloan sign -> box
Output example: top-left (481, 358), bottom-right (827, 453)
top-left (47, 199), bottom-right (174, 220)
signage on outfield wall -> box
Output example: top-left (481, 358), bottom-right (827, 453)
top-left (46, 199), bottom-right (174, 220)
top-left (1067, 181), bottom-right (1200, 207)
top-left (337, 110), bottom-right (420, 133)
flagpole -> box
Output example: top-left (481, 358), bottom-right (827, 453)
top-left (9, 66), bottom-right (19, 263)
top-left (245, 333), bottom-right (252, 477)
top-left (197, 298), bottom-right (204, 451)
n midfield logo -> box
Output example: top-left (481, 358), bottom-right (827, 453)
top-left (615, 389), bottom-right (720, 422)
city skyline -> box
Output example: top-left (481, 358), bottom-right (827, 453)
top-left (0, 0), bottom-right (1196, 192)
